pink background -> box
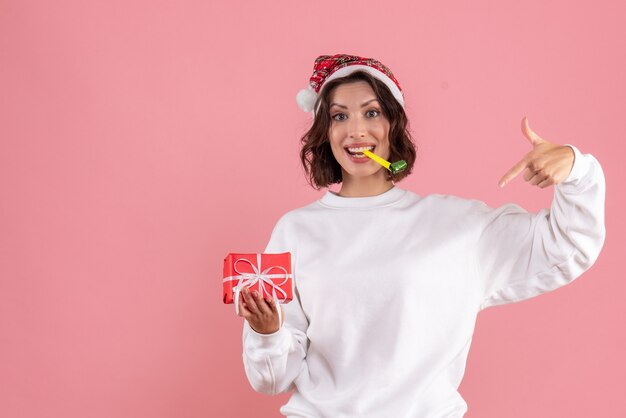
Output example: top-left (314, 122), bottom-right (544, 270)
top-left (1, 1), bottom-right (624, 417)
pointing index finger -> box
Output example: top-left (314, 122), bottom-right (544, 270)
top-left (499, 156), bottom-right (528, 188)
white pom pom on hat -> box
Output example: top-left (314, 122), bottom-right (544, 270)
top-left (295, 54), bottom-right (405, 117)
top-left (296, 84), bottom-right (318, 113)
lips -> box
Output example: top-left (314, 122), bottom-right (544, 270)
top-left (345, 150), bottom-right (373, 163)
top-left (342, 143), bottom-right (376, 165)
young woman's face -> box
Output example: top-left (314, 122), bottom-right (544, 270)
top-left (327, 81), bottom-right (391, 179)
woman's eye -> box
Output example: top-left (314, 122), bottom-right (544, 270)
top-left (332, 110), bottom-right (379, 121)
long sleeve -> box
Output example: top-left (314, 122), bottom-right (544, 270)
top-left (241, 214), bottom-right (310, 395)
top-left (475, 144), bottom-right (606, 311)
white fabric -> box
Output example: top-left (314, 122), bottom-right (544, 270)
top-left (241, 144), bottom-right (606, 418)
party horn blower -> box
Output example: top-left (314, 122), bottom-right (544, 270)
top-left (362, 149), bottom-right (407, 175)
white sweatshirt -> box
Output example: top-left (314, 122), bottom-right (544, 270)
top-left (241, 144), bottom-right (605, 418)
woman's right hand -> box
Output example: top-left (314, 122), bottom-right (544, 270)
top-left (238, 287), bottom-right (284, 334)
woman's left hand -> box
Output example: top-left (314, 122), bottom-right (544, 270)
top-left (498, 117), bottom-right (575, 189)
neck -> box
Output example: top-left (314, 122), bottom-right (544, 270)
top-left (337, 170), bottom-right (394, 197)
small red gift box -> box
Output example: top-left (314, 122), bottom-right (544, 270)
top-left (222, 252), bottom-right (293, 307)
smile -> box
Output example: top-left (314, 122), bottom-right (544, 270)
top-left (345, 144), bottom-right (375, 156)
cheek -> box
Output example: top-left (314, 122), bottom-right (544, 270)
top-left (329, 141), bottom-right (344, 157)
top-left (328, 129), bottom-right (345, 151)
top-left (329, 124), bottom-right (345, 139)
top-left (375, 121), bottom-right (390, 139)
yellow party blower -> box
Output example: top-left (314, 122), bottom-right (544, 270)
top-left (362, 149), bottom-right (407, 175)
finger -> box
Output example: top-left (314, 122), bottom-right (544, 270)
top-left (499, 157), bottom-right (528, 188)
top-left (538, 177), bottom-right (553, 188)
top-left (529, 172), bottom-right (549, 186)
top-left (264, 296), bottom-right (276, 312)
top-left (264, 298), bottom-right (283, 325)
top-left (237, 290), bottom-right (250, 316)
top-left (524, 169), bottom-right (540, 184)
top-left (521, 116), bottom-right (543, 147)
top-left (523, 167), bottom-right (536, 182)
top-left (242, 288), bottom-right (261, 315)
top-left (251, 290), bottom-right (272, 315)
top-left (237, 291), bottom-right (250, 317)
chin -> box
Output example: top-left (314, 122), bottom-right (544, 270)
top-left (341, 165), bottom-right (384, 178)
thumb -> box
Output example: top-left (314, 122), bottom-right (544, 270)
top-left (521, 116), bottom-right (543, 147)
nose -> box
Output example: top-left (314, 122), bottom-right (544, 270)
top-left (348, 115), bottom-right (367, 139)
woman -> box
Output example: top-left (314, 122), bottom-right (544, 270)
top-left (236, 54), bottom-right (606, 417)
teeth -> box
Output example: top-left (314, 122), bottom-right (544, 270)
top-left (347, 146), bottom-right (374, 152)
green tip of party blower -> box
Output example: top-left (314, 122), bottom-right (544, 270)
top-left (361, 149), bottom-right (407, 175)
top-left (389, 159), bottom-right (407, 174)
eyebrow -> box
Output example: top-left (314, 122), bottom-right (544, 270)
top-left (329, 98), bottom-right (379, 109)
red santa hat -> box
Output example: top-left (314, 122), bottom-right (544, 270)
top-left (296, 53), bottom-right (405, 117)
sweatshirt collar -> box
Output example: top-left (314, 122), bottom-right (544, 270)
top-left (318, 185), bottom-right (407, 209)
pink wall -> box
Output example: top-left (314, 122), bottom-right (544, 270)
top-left (1, 1), bottom-right (624, 417)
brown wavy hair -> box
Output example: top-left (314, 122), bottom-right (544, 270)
top-left (299, 70), bottom-right (417, 190)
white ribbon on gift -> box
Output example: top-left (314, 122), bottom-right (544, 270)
top-left (223, 253), bottom-right (292, 328)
